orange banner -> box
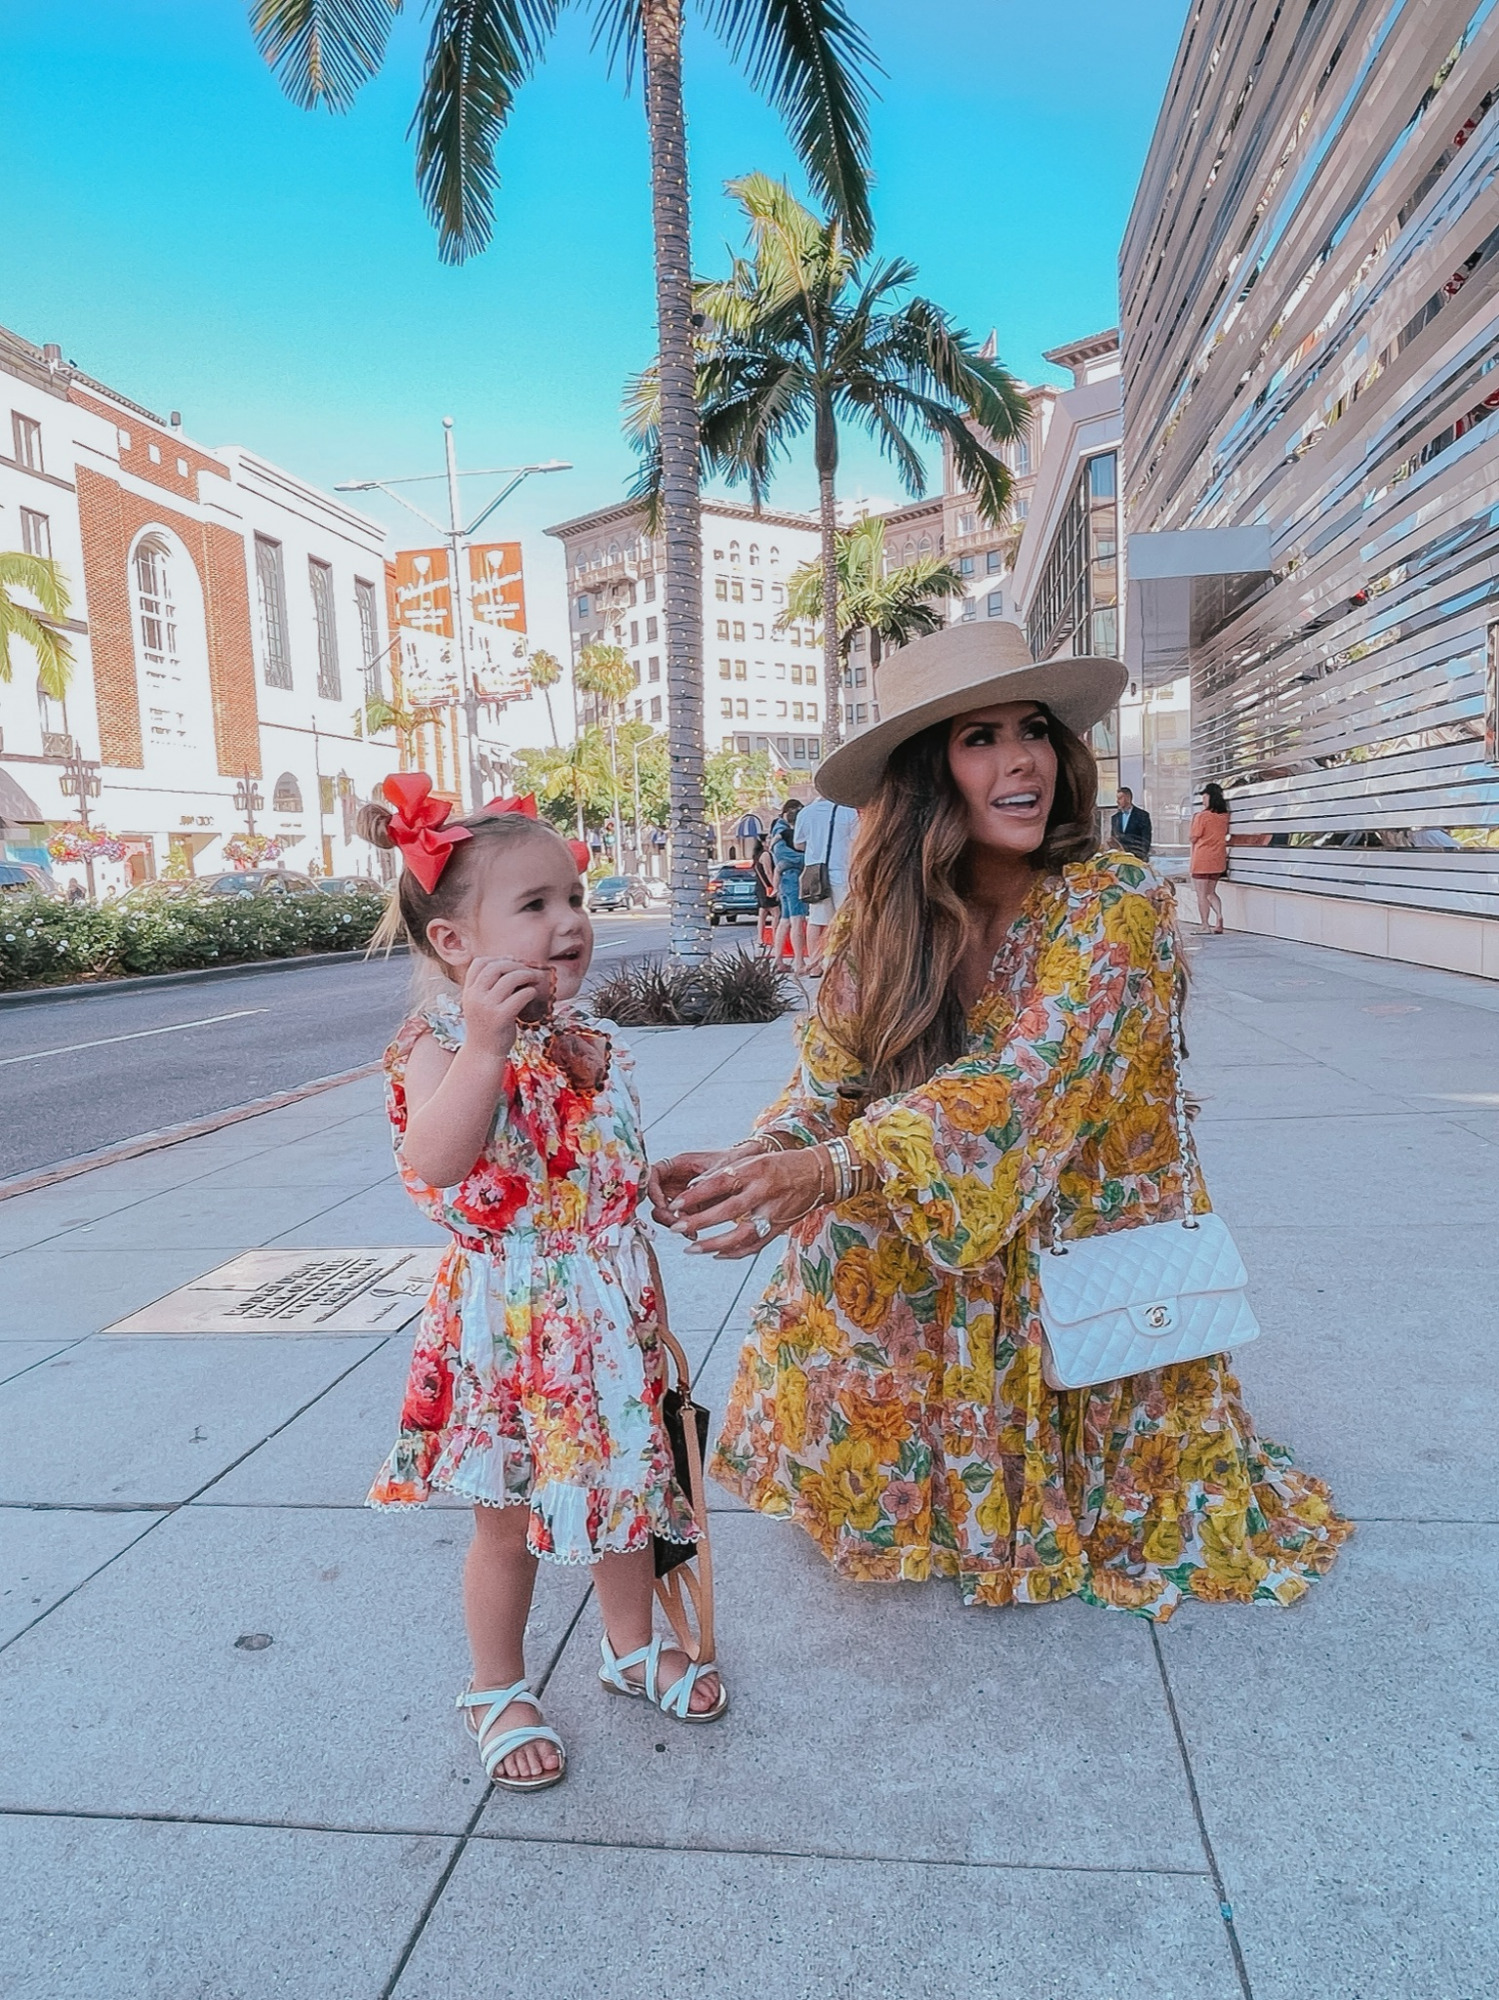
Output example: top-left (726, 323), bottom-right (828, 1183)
top-left (392, 548), bottom-right (452, 640)
top-left (469, 542), bottom-right (526, 636)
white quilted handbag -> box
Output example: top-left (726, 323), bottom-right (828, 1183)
top-left (1037, 979), bottom-right (1260, 1391)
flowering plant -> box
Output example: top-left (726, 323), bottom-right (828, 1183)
top-left (47, 822), bottom-right (128, 863)
top-left (223, 833), bottom-right (283, 868)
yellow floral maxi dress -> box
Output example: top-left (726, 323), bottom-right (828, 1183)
top-left (711, 855), bottom-right (1351, 1619)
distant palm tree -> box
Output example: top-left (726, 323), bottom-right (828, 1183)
top-left (250, 1), bottom-right (877, 958)
top-left (574, 642), bottom-right (634, 864)
top-left (0, 552), bottom-right (72, 697)
top-left (781, 516), bottom-right (964, 684)
top-left (527, 647), bottom-right (564, 747)
top-left (628, 174), bottom-right (1026, 752)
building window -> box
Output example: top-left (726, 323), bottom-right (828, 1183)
top-left (19, 508), bottom-right (50, 559)
top-left (793, 702), bottom-right (804, 721)
top-left (776, 700), bottom-right (788, 717)
top-left (354, 578), bottom-right (382, 699)
top-left (645, 616), bottom-right (658, 641)
top-left (715, 578), bottom-right (728, 600)
top-left (772, 583), bottom-right (784, 605)
top-left (751, 581), bottom-right (763, 601)
top-left (650, 696), bottom-right (662, 721)
top-left (717, 619), bottom-right (730, 639)
top-left (809, 735), bottom-right (821, 760)
top-left (961, 598), bottom-right (976, 621)
top-left (272, 771), bottom-right (303, 813)
top-left (721, 697), bottom-right (734, 718)
top-left (732, 621), bottom-right (745, 641)
top-left (309, 559), bottom-right (341, 700)
top-left (804, 664), bottom-right (817, 687)
top-left (12, 412), bottom-right (42, 471)
top-left (957, 511), bottom-right (976, 536)
top-left (1026, 451), bottom-right (1118, 662)
top-left (735, 699), bottom-right (748, 719)
top-left (791, 663), bottom-right (802, 685)
top-left (255, 536), bottom-right (292, 689)
top-left (648, 656), bottom-right (660, 681)
top-left (807, 703), bottom-right (817, 721)
top-left (730, 581), bottom-right (743, 602)
top-left (987, 592), bottom-right (1004, 617)
top-left (577, 594), bottom-right (591, 616)
top-left (729, 541), bottom-right (741, 565)
top-left (630, 621), bottom-right (639, 644)
top-left (734, 659), bottom-right (747, 680)
top-left (134, 537), bottom-right (179, 670)
top-left (986, 549), bottom-right (1003, 574)
top-left (633, 700), bottom-right (643, 720)
top-left (1014, 435), bottom-right (1031, 476)
top-left (1013, 496), bottom-right (1029, 520)
top-left (959, 555), bottom-right (975, 577)
top-left (719, 658), bottom-right (732, 679)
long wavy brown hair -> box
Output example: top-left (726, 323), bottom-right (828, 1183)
top-left (822, 704), bottom-right (1098, 1100)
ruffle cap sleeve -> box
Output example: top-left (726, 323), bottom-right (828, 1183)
top-left (846, 860), bottom-right (1176, 1273)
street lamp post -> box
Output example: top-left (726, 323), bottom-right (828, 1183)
top-left (234, 774), bottom-right (263, 838)
top-left (337, 430), bottom-right (570, 813)
top-left (630, 738), bottom-right (645, 873)
top-left (57, 744), bottom-right (102, 899)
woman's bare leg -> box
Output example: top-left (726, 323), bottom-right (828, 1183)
top-left (1208, 881), bottom-right (1225, 931)
top-left (1194, 877), bottom-right (1212, 927)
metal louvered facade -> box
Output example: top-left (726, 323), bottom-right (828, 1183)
top-left (1121, 0), bottom-right (1499, 936)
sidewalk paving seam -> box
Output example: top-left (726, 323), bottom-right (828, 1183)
top-left (0, 1338), bottom-right (391, 1659)
top-left (1149, 1627), bottom-right (1256, 2000)
top-left (0, 1339), bottom-right (84, 1387)
top-left (0, 1803), bottom-right (1217, 1879)
top-left (379, 1581), bottom-right (595, 2000)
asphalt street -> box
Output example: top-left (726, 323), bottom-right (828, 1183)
top-left (0, 914), bottom-right (682, 1179)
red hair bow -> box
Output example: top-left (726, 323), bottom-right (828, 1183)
top-left (381, 773), bottom-right (471, 893)
top-left (482, 792), bottom-right (538, 819)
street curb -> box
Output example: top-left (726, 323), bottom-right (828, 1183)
top-left (0, 1063), bottom-right (382, 1202)
top-left (0, 946), bottom-right (407, 1008)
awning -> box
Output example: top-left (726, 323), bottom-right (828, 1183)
top-left (0, 764), bottom-right (46, 829)
top-left (1126, 527), bottom-right (1272, 686)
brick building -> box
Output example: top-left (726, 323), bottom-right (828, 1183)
top-left (0, 324), bottom-right (397, 892)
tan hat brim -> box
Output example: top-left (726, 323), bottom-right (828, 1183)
top-left (815, 654), bottom-right (1129, 808)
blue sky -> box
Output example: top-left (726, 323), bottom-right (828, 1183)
top-left (4, 0), bottom-right (1186, 722)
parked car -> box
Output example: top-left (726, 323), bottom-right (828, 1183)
top-left (0, 861), bottom-right (62, 899)
top-left (588, 874), bottom-right (664, 912)
top-left (314, 875), bottom-right (385, 896)
top-left (707, 862), bottom-right (760, 925)
top-left (200, 870), bottom-right (318, 897)
top-left (118, 880), bottom-right (198, 906)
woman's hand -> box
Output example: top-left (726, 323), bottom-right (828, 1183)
top-left (461, 957), bottom-right (553, 1063)
top-left (664, 1146), bottom-right (829, 1259)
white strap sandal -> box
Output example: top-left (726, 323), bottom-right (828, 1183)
top-left (457, 1681), bottom-right (567, 1792)
top-left (598, 1633), bottom-right (729, 1723)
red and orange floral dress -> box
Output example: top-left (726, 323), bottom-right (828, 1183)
top-left (368, 995), bottom-right (698, 1566)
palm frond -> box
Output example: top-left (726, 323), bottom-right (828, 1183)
top-left (0, 552), bottom-right (74, 695)
top-left (249, 0), bottom-right (402, 111)
top-left (708, 3), bottom-right (878, 253)
top-left (410, 0), bottom-right (561, 262)
top-left (586, 0), bottom-right (642, 85)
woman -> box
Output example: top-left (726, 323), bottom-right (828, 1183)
top-left (770, 799), bottom-right (808, 975)
top-left (751, 835), bottom-right (779, 952)
top-left (1190, 782), bottom-right (1231, 933)
top-left (652, 623), bottom-right (1347, 1620)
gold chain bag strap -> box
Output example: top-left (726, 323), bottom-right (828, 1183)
top-left (644, 1238), bottom-right (717, 1667)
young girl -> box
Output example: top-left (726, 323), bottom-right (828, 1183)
top-left (360, 774), bottom-right (726, 1794)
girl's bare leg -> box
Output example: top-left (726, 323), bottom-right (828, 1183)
top-left (593, 1544), bottom-right (720, 1714)
top-left (464, 1504), bottom-right (559, 1780)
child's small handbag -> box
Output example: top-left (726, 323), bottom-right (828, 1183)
top-left (645, 1243), bottom-right (716, 1667)
top-left (1037, 969), bottom-right (1260, 1391)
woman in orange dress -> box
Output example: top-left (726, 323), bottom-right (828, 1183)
top-left (1190, 782), bottom-right (1231, 932)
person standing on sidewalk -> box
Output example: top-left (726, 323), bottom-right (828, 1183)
top-left (359, 777), bottom-right (726, 1795)
top-left (769, 799), bottom-right (809, 975)
top-left (652, 623), bottom-right (1348, 1621)
top-left (1110, 786), bottom-right (1153, 860)
top-left (794, 794), bottom-right (858, 974)
top-left (1190, 782), bottom-right (1231, 933)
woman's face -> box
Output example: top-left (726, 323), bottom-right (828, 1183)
top-left (946, 703), bottom-right (1058, 859)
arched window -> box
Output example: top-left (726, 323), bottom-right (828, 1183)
top-left (272, 772), bottom-right (303, 813)
top-left (130, 526), bottom-right (212, 764)
top-left (728, 540), bottom-right (741, 565)
top-left (749, 542), bottom-right (760, 566)
top-left (134, 536), bottom-right (179, 674)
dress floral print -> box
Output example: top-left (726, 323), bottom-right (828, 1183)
top-left (368, 995), bottom-right (698, 1566)
top-left (712, 855), bottom-right (1351, 1620)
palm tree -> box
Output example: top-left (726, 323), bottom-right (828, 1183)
top-left (514, 730), bottom-right (615, 843)
top-left (0, 552), bottom-right (73, 697)
top-left (250, 3), bottom-right (877, 960)
top-left (781, 515), bottom-right (964, 685)
top-left (527, 647), bottom-right (563, 747)
top-left (574, 642), bottom-right (634, 866)
top-left (628, 174), bottom-right (1027, 752)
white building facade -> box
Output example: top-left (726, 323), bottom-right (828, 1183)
top-left (0, 323), bottom-right (399, 893)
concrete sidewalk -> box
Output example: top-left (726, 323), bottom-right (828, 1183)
top-left (1, 932), bottom-right (1495, 1999)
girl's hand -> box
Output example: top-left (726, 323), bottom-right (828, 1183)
top-left (647, 1150), bottom-right (736, 1223)
top-left (461, 957), bottom-right (553, 1062)
top-left (667, 1146), bottom-right (829, 1259)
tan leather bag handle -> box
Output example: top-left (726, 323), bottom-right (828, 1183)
top-left (645, 1238), bottom-right (717, 1666)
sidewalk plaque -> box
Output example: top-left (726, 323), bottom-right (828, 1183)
top-left (102, 1249), bottom-right (443, 1337)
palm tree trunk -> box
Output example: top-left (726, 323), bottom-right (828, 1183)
top-left (643, 0), bottom-right (711, 960)
top-left (815, 395), bottom-right (843, 755)
top-left (542, 686), bottom-right (558, 747)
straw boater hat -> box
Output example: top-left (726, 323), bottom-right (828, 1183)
top-left (815, 619), bottom-right (1127, 809)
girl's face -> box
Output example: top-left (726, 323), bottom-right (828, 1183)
top-left (426, 834), bottom-right (593, 999)
top-left (946, 702), bottom-right (1058, 860)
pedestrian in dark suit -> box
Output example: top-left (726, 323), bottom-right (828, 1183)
top-left (1110, 788), bottom-right (1153, 860)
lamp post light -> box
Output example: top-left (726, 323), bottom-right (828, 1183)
top-left (57, 744), bottom-right (102, 899)
top-left (233, 774), bottom-right (263, 838)
top-left (338, 428), bottom-right (570, 813)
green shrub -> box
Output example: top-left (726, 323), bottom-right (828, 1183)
top-left (588, 950), bottom-right (795, 1027)
top-left (0, 889), bottom-right (385, 990)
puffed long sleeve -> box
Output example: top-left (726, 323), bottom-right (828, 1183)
top-left (846, 882), bottom-right (1172, 1272)
top-left (752, 1009), bottom-right (863, 1148)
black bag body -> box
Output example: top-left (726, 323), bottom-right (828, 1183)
top-left (654, 1383), bottom-right (712, 1576)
